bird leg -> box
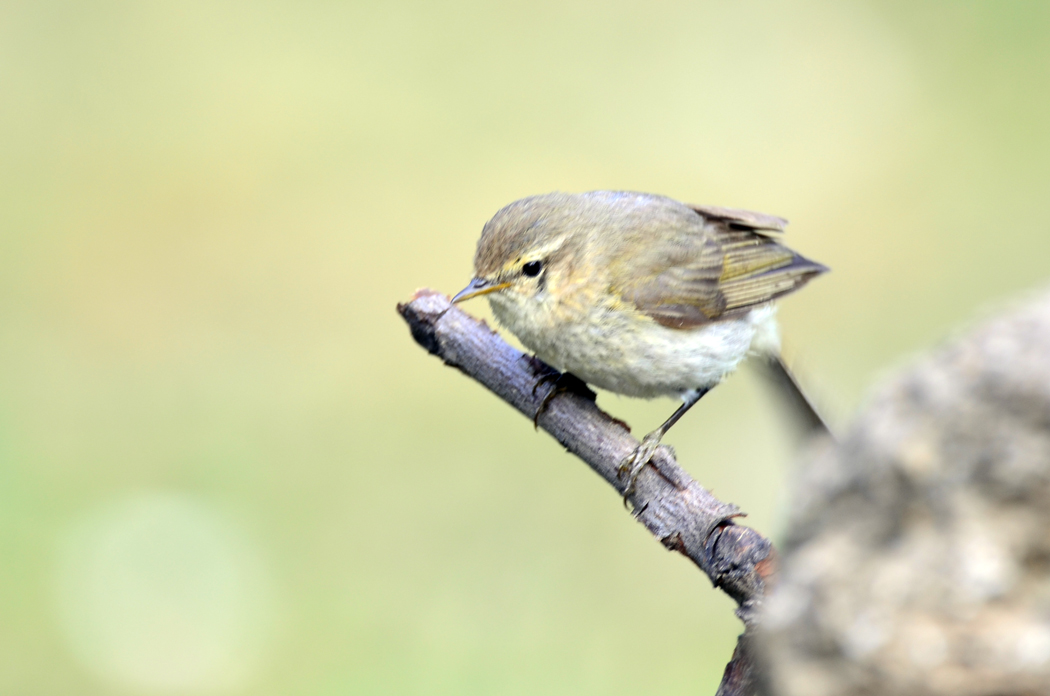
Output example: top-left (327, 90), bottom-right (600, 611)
top-left (619, 386), bottom-right (710, 505)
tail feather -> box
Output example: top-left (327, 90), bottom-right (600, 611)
top-left (760, 354), bottom-right (830, 438)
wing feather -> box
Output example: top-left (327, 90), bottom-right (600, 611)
top-left (615, 206), bottom-right (826, 329)
top-left (688, 204), bottom-right (788, 232)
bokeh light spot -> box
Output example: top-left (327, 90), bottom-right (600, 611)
top-left (53, 493), bottom-right (277, 695)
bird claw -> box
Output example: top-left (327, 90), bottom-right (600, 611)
top-left (532, 371), bottom-right (595, 428)
top-left (618, 432), bottom-right (664, 509)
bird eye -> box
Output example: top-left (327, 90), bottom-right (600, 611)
top-left (522, 260), bottom-right (542, 277)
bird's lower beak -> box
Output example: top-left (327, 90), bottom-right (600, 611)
top-left (452, 277), bottom-right (511, 303)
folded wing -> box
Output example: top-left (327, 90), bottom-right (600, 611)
top-left (615, 206), bottom-right (826, 329)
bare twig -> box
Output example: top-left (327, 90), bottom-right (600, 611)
top-left (398, 289), bottom-right (776, 696)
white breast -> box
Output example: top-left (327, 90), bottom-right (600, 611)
top-left (489, 292), bottom-right (779, 400)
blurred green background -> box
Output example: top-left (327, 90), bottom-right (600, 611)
top-left (2, 1), bottom-right (1050, 694)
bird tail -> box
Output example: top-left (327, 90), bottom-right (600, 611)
top-left (759, 353), bottom-right (830, 438)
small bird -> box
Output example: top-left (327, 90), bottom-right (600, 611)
top-left (453, 191), bottom-right (827, 497)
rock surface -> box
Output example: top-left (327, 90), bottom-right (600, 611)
top-left (762, 288), bottom-right (1050, 696)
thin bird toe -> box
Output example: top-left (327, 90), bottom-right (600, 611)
top-left (619, 434), bottom-right (663, 506)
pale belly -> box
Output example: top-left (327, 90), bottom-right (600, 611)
top-left (490, 295), bottom-right (779, 400)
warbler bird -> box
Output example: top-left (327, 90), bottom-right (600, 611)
top-left (453, 191), bottom-right (827, 496)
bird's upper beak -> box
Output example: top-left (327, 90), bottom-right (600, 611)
top-left (452, 277), bottom-right (511, 303)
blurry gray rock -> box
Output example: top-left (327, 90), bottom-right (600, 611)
top-left (762, 288), bottom-right (1050, 696)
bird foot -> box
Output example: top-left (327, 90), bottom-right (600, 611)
top-left (618, 431), bottom-right (665, 508)
top-left (532, 371), bottom-right (595, 428)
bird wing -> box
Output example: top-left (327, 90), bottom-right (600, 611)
top-left (687, 204), bottom-right (788, 233)
top-left (613, 206), bottom-right (826, 329)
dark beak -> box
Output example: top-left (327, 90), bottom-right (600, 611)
top-left (452, 277), bottom-right (511, 303)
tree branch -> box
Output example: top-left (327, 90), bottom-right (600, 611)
top-left (398, 289), bottom-right (776, 696)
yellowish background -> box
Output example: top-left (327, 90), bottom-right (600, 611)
top-left (3, 1), bottom-right (1050, 694)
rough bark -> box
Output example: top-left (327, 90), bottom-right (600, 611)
top-left (398, 289), bottom-right (777, 696)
